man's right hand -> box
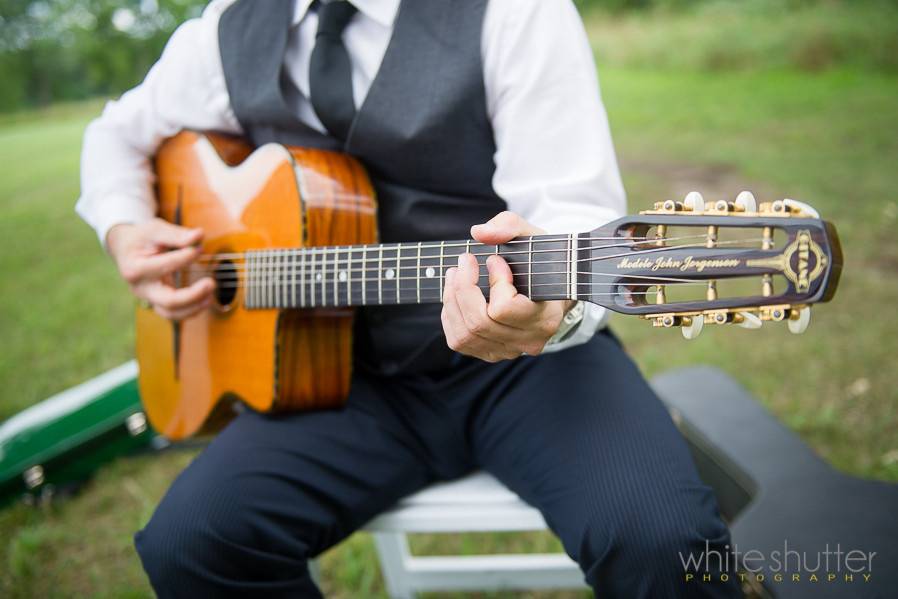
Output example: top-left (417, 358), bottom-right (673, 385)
top-left (107, 218), bottom-right (215, 321)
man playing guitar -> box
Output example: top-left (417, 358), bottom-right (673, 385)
top-left (77, 0), bottom-right (738, 596)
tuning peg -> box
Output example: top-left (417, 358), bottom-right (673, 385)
top-left (735, 191), bottom-right (757, 213)
top-left (788, 306), bottom-right (811, 334)
top-left (782, 198), bottom-right (820, 218)
top-left (681, 315), bottom-right (704, 340)
top-left (684, 191), bottom-right (705, 212)
top-left (735, 311), bottom-right (763, 329)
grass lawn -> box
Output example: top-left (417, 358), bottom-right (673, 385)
top-left (2, 10), bottom-right (897, 597)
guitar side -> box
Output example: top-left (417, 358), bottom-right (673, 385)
top-left (136, 132), bottom-right (377, 439)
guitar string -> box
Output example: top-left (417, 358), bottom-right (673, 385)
top-left (205, 237), bottom-right (764, 292)
top-left (202, 234), bottom-right (762, 287)
top-left (191, 232), bottom-right (728, 274)
top-left (193, 233), bottom-right (715, 263)
top-left (208, 268), bottom-right (708, 287)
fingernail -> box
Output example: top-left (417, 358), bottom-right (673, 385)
top-left (457, 253), bottom-right (467, 268)
top-left (446, 268), bottom-right (456, 284)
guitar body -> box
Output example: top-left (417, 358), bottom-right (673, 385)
top-left (136, 131), bottom-right (377, 439)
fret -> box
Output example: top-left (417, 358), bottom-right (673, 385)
top-left (361, 246), bottom-right (367, 306)
top-left (345, 248), bottom-right (352, 307)
top-left (568, 233), bottom-right (575, 300)
top-left (277, 249), bottom-right (284, 308)
top-left (394, 245), bottom-right (402, 304)
top-left (244, 252), bottom-right (251, 308)
top-left (332, 247), bottom-right (338, 307)
top-left (415, 242), bottom-right (422, 304)
top-left (289, 250), bottom-right (296, 308)
top-left (257, 251), bottom-right (263, 308)
top-left (439, 240), bottom-right (445, 301)
top-left (263, 251), bottom-right (270, 309)
top-left (274, 250), bottom-right (280, 308)
top-left (310, 248), bottom-right (317, 308)
top-left (528, 236), bottom-right (534, 299)
top-left (300, 248), bottom-right (306, 308)
top-left (377, 245), bottom-right (383, 305)
top-left (320, 247), bottom-right (327, 307)
top-left (276, 250), bottom-right (282, 308)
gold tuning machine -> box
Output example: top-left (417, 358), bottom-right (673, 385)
top-left (641, 191), bottom-right (821, 220)
top-left (758, 198), bottom-right (821, 218)
top-left (646, 303), bottom-right (811, 339)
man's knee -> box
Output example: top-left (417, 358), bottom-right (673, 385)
top-left (577, 486), bottom-right (734, 591)
top-left (135, 474), bottom-right (317, 594)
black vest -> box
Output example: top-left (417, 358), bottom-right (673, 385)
top-left (219, 0), bottom-right (505, 374)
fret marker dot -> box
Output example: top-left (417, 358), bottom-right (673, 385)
top-left (425, 267), bottom-right (435, 278)
top-left (385, 268), bottom-right (395, 280)
top-left (338, 271), bottom-right (347, 283)
top-left (315, 272), bottom-right (322, 282)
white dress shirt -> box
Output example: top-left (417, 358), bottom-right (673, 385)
top-left (76, 0), bottom-right (626, 349)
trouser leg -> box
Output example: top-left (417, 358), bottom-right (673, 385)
top-left (135, 374), bottom-right (433, 599)
top-left (470, 333), bottom-right (741, 598)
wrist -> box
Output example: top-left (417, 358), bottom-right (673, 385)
top-left (106, 223), bottom-right (137, 257)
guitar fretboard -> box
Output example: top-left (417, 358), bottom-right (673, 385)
top-left (242, 235), bottom-right (580, 309)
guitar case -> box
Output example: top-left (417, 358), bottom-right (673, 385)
top-left (0, 361), bottom-right (158, 506)
top-left (653, 367), bottom-right (898, 598)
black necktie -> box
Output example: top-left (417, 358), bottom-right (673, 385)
top-left (309, 0), bottom-right (358, 141)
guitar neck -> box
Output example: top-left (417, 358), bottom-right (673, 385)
top-left (242, 235), bottom-right (580, 309)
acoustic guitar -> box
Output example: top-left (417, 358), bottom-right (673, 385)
top-left (137, 131), bottom-right (842, 440)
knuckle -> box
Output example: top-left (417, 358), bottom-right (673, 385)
top-left (467, 315), bottom-right (488, 335)
top-left (119, 263), bottom-right (141, 283)
top-left (488, 301), bottom-right (512, 321)
top-left (457, 331), bottom-right (476, 347)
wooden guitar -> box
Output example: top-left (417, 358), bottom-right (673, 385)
top-left (137, 131), bottom-right (842, 440)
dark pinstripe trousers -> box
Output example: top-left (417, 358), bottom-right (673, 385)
top-left (135, 332), bottom-right (740, 597)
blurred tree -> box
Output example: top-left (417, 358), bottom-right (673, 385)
top-left (0, 0), bottom-right (204, 112)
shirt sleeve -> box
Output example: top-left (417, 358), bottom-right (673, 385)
top-left (482, 0), bottom-right (625, 352)
top-left (482, 0), bottom-right (626, 234)
top-left (76, 0), bottom-right (242, 247)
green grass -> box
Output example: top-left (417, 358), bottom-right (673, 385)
top-left (586, 0), bottom-right (898, 73)
top-left (0, 98), bottom-right (135, 422)
top-left (2, 10), bottom-right (898, 596)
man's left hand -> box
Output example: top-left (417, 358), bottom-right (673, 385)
top-left (441, 211), bottom-right (574, 362)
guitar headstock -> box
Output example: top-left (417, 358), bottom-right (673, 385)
top-left (582, 191), bottom-right (843, 339)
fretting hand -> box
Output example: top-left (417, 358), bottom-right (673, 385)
top-left (107, 218), bottom-right (214, 321)
top-left (441, 211), bottom-right (574, 362)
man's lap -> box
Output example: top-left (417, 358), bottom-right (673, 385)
top-left (137, 333), bottom-right (737, 596)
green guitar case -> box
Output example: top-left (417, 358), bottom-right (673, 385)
top-left (0, 361), bottom-right (159, 506)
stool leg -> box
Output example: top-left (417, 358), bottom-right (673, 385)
top-left (308, 558), bottom-right (321, 588)
top-left (373, 531), bottom-right (415, 599)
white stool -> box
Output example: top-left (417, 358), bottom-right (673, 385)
top-left (363, 471), bottom-right (587, 598)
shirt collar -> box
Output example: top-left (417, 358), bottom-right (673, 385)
top-left (292, 0), bottom-right (400, 28)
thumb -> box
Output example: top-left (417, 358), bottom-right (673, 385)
top-left (148, 219), bottom-right (203, 248)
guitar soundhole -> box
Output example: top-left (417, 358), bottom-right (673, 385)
top-left (214, 259), bottom-right (238, 308)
